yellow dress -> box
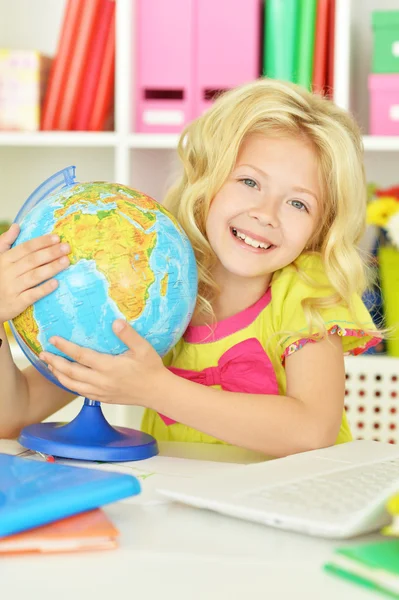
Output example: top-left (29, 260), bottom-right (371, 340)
top-left (142, 254), bottom-right (381, 446)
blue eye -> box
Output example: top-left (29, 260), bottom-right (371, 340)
top-left (241, 178), bottom-right (258, 189)
top-left (289, 199), bottom-right (308, 212)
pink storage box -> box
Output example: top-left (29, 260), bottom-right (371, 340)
top-left (195, 0), bottom-right (262, 116)
top-left (368, 74), bottom-right (399, 135)
top-left (134, 0), bottom-right (262, 133)
top-left (135, 0), bottom-right (195, 134)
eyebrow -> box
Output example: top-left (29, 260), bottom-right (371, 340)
top-left (237, 163), bottom-right (318, 202)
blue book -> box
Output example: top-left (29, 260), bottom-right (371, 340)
top-left (0, 453), bottom-right (140, 538)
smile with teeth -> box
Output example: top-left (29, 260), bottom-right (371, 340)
top-left (231, 227), bottom-right (273, 250)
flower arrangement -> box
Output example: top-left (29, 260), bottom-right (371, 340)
top-left (366, 184), bottom-right (399, 249)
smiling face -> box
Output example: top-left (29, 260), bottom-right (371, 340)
top-left (205, 133), bottom-right (321, 287)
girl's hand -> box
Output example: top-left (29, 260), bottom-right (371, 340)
top-left (0, 224), bottom-right (70, 323)
top-left (39, 320), bottom-right (167, 405)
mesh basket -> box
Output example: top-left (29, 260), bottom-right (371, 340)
top-left (344, 355), bottom-right (399, 444)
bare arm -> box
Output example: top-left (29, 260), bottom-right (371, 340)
top-left (37, 322), bottom-right (346, 456)
top-left (0, 225), bottom-right (75, 438)
top-left (149, 334), bottom-right (345, 457)
top-left (0, 324), bottom-right (75, 438)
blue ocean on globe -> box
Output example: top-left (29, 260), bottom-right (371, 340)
top-left (10, 167), bottom-right (198, 391)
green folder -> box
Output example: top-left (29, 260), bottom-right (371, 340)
top-left (295, 0), bottom-right (317, 89)
top-left (263, 0), bottom-right (298, 82)
top-left (324, 539), bottom-right (399, 598)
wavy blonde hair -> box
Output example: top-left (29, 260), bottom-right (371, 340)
top-left (163, 78), bottom-right (374, 335)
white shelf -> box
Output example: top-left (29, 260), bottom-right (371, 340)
top-left (2, 133), bottom-right (399, 153)
top-left (0, 0), bottom-right (398, 214)
top-left (128, 134), bottom-right (180, 149)
top-left (363, 136), bottom-right (399, 152)
top-left (0, 132), bottom-right (117, 147)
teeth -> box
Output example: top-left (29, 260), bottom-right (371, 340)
top-left (232, 228), bottom-right (271, 250)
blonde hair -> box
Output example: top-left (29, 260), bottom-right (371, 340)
top-left (164, 78), bottom-right (373, 335)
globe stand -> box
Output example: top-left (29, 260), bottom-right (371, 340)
top-left (18, 398), bottom-right (159, 462)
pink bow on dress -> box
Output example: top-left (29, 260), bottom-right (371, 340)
top-left (158, 337), bottom-right (279, 425)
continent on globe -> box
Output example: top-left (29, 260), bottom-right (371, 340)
top-left (12, 180), bottom-right (198, 380)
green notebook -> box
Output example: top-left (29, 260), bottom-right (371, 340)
top-left (324, 539), bottom-right (399, 598)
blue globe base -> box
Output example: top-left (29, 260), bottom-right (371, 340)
top-left (18, 398), bottom-right (159, 462)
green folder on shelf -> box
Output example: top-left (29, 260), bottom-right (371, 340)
top-left (324, 539), bottom-right (399, 598)
top-left (263, 0), bottom-right (298, 82)
top-left (295, 0), bottom-right (317, 89)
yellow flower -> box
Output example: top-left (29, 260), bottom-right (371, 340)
top-left (366, 197), bottom-right (399, 227)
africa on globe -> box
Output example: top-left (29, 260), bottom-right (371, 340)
top-left (11, 174), bottom-right (198, 387)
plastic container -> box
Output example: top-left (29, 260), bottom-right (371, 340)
top-left (372, 11), bottom-right (399, 74)
top-left (368, 74), bottom-right (399, 136)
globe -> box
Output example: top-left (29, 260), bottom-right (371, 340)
top-left (11, 168), bottom-right (198, 387)
top-left (9, 166), bottom-right (198, 462)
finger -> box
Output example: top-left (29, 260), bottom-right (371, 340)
top-left (48, 367), bottom-right (97, 399)
top-left (8, 233), bottom-right (61, 264)
top-left (13, 241), bottom-right (70, 278)
top-left (48, 337), bottom-right (107, 369)
top-left (0, 223), bottom-right (20, 254)
top-left (40, 351), bottom-right (100, 386)
top-left (15, 254), bottom-right (70, 293)
top-left (112, 319), bottom-right (150, 352)
top-left (18, 278), bottom-right (59, 306)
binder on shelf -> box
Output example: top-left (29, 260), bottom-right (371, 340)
top-left (41, 0), bottom-right (83, 130)
top-left (57, 0), bottom-right (103, 130)
top-left (295, 0), bottom-right (317, 90)
top-left (196, 0), bottom-right (262, 116)
top-left (88, 6), bottom-right (116, 132)
top-left (325, 0), bottom-right (336, 97)
top-left (312, 0), bottom-right (330, 94)
top-left (135, 0), bottom-right (195, 133)
top-left (73, 0), bottom-right (115, 131)
top-left (263, 0), bottom-right (298, 83)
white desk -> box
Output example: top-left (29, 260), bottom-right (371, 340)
top-left (2, 501), bottom-right (381, 600)
top-left (1, 441), bottom-right (383, 600)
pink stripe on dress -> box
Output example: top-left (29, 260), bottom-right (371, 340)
top-left (184, 287), bottom-right (272, 344)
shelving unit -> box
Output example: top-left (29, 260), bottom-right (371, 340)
top-left (0, 0), bottom-right (398, 222)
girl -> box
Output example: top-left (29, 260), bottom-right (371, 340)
top-left (0, 79), bottom-right (381, 456)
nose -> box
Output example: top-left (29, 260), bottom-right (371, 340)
top-left (247, 196), bottom-right (280, 228)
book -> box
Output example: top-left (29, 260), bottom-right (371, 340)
top-left (0, 50), bottom-right (52, 131)
top-left (312, 0), bottom-right (330, 95)
top-left (263, 0), bottom-right (298, 83)
top-left (72, 0), bottom-right (115, 130)
top-left (57, 0), bottom-right (103, 130)
top-left (41, 0), bottom-right (83, 130)
top-left (325, 0), bottom-right (336, 97)
top-left (0, 452), bottom-right (140, 538)
top-left (87, 4), bottom-right (115, 131)
top-left (0, 509), bottom-right (118, 554)
top-left (295, 0), bottom-right (317, 90)
top-left (383, 494), bottom-right (399, 537)
top-left (324, 539), bottom-right (399, 598)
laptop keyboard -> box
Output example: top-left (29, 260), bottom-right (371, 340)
top-left (239, 458), bottom-right (399, 520)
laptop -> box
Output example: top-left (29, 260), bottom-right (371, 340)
top-left (156, 440), bottom-right (399, 539)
